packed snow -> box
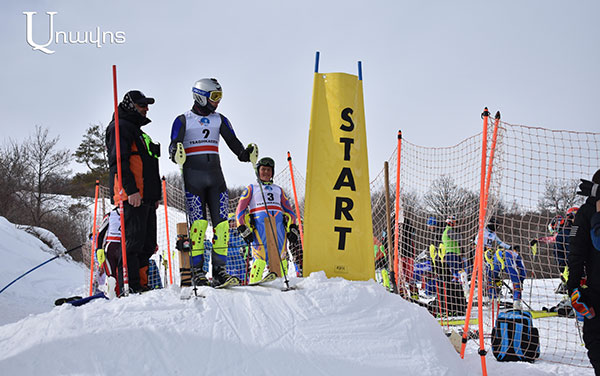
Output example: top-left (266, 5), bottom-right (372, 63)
top-left (0, 217), bottom-right (593, 375)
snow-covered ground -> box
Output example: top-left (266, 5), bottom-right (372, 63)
top-left (0, 216), bottom-right (593, 375)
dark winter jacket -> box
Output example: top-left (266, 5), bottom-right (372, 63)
top-left (567, 196), bottom-right (600, 292)
top-left (106, 104), bottom-right (161, 204)
top-left (592, 211), bottom-right (600, 251)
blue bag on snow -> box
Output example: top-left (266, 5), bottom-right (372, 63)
top-left (491, 309), bottom-right (540, 362)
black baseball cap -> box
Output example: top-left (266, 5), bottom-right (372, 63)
top-left (126, 90), bottom-right (155, 105)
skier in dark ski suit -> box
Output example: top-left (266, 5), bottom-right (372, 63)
top-left (169, 78), bottom-right (253, 287)
top-left (568, 169), bottom-right (600, 374)
top-left (106, 90), bottom-right (161, 293)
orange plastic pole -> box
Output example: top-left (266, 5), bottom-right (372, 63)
top-left (112, 65), bottom-right (129, 296)
top-left (443, 281), bottom-right (449, 330)
top-left (394, 131), bottom-right (403, 294)
top-left (161, 177), bottom-right (173, 285)
top-left (459, 108), bottom-right (489, 375)
top-left (435, 282), bottom-right (444, 326)
top-left (483, 112), bottom-right (501, 217)
top-left (286, 152), bottom-right (305, 249)
top-left (88, 181), bottom-right (100, 296)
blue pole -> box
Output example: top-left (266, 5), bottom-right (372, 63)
top-left (0, 244), bottom-right (83, 295)
top-left (358, 61), bottom-right (363, 81)
top-left (314, 51), bottom-right (320, 73)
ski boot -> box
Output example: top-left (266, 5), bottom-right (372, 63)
top-left (212, 265), bottom-right (239, 288)
top-left (192, 265), bottom-right (209, 286)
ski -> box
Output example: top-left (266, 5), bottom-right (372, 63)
top-left (213, 276), bottom-right (241, 289)
top-left (439, 309), bottom-right (560, 326)
top-left (55, 292), bottom-right (108, 307)
top-left (236, 272), bottom-right (298, 291)
top-left (55, 295), bottom-right (83, 306)
top-left (248, 271), bottom-right (277, 286)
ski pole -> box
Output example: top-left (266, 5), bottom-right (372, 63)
top-left (501, 280), bottom-right (533, 311)
top-left (0, 244), bottom-right (84, 295)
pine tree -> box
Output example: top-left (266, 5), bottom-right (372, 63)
top-left (74, 124), bottom-right (108, 175)
top-left (72, 124), bottom-right (109, 195)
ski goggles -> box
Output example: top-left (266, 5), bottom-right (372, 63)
top-left (193, 87), bottom-right (222, 102)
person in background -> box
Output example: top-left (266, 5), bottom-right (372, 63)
top-left (534, 207), bottom-right (578, 294)
top-left (484, 246), bottom-right (527, 310)
top-left (440, 215), bottom-right (467, 315)
top-left (568, 169), bottom-right (600, 373)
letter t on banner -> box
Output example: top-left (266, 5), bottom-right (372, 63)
top-left (303, 53), bottom-right (374, 281)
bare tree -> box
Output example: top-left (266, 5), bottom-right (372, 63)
top-left (423, 175), bottom-right (479, 220)
top-left (164, 171), bottom-right (184, 191)
top-left (0, 141), bottom-right (27, 221)
top-left (537, 179), bottom-right (583, 215)
top-left (19, 126), bottom-right (72, 226)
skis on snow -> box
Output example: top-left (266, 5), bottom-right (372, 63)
top-left (55, 292), bottom-right (108, 306)
top-left (214, 276), bottom-right (241, 289)
top-left (246, 272), bottom-right (277, 286)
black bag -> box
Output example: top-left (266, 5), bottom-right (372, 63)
top-left (491, 309), bottom-right (540, 362)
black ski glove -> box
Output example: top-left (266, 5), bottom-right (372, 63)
top-left (237, 225), bottom-right (254, 244)
top-left (238, 144), bottom-right (254, 162)
top-left (577, 179), bottom-right (600, 201)
top-left (287, 224), bottom-right (300, 244)
top-left (169, 143), bottom-right (177, 162)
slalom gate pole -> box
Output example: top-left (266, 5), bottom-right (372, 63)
top-left (459, 108), bottom-right (490, 375)
top-left (436, 281), bottom-right (444, 326)
top-left (383, 162), bottom-right (398, 293)
top-left (88, 180), bottom-right (100, 296)
top-left (443, 281), bottom-right (449, 330)
top-left (482, 112), bottom-right (501, 329)
top-left (394, 130), bottom-right (408, 296)
top-left (161, 177), bottom-right (173, 285)
top-left (286, 152), bottom-right (305, 250)
top-left (0, 244), bottom-right (84, 295)
top-left (112, 65), bottom-right (130, 296)
top-left (482, 112), bottom-right (501, 217)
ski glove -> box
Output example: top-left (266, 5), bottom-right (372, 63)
top-left (238, 144), bottom-right (254, 162)
top-left (570, 288), bottom-right (595, 319)
top-left (287, 224), bottom-right (300, 244)
top-left (577, 179), bottom-right (599, 201)
top-left (169, 143), bottom-right (177, 162)
top-left (237, 225), bottom-right (254, 244)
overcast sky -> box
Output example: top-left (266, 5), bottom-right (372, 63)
top-left (2, 1), bottom-right (599, 189)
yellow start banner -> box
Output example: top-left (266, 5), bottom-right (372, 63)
top-left (303, 72), bottom-right (374, 281)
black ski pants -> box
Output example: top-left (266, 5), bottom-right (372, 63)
top-left (123, 201), bottom-right (157, 289)
top-left (584, 289), bottom-right (600, 374)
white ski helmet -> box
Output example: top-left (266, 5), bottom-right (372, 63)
top-left (192, 78), bottom-right (222, 106)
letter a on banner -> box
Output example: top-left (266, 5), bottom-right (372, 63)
top-left (304, 55), bottom-right (374, 281)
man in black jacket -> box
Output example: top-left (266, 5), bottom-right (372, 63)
top-left (106, 90), bottom-right (161, 293)
top-left (568, 168), bottom-right (600, 373)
